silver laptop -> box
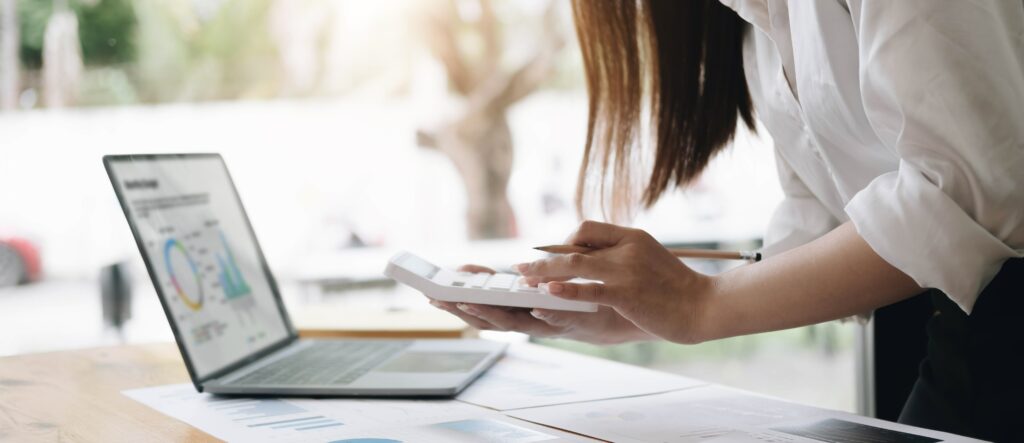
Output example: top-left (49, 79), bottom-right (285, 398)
top-left (104, 153), bottom-right (505, 397)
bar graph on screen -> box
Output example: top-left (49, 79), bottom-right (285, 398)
top-left (215, 231), bottom-right (251, 300)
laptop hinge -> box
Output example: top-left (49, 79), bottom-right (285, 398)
top-left (197, 334), bottom-right (299, 386)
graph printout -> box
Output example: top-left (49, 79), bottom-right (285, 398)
top-left (122, 384), bottom-right (583, 442)
top-left (109, 157), bottom-right (290, 378)
top-left (508, 385), bottom-right (978, 443)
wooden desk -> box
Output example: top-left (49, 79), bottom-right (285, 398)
top-left (0, 313), bottom-right (476, 443)
top-left (0, 308), bottom-right (476, 443)
top-left (0, 343), bottom-right (213, 442)
top-left (291, 307), bottom-right (476, 339)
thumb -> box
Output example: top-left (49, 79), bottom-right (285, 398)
top-left (566, 220), bottom-right (634, 248)
top-left (530, 309), bottom-right (574, 327)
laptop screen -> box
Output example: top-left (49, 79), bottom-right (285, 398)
top-left (107, 155), bottom-right (291, 379)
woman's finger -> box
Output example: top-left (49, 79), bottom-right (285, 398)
top-left (457, 303), bottom-right (561, 336)
top-left (541, 281), bottom-right (616, 306)
top-left (515, 253), bottom-right (610, 280)
top-left (430, 300), bottom-right (502, 331)
top-left (529, 308), bottom-right (577, 327)
top-left (522, 275), bottom-right (573, 287)
top-left (457, 264), bottom-right (497, 274)
top-left (565, 220), bottom-right (635, 248)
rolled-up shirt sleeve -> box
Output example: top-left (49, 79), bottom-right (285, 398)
top-left (845, 0), bottom-right (1024, 313)
top-left (764, 151), bottom-right (840, 258)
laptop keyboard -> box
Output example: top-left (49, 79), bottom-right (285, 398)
top-left (229, 341), bottom-right (411, 386)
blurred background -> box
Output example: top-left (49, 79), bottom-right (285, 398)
top-left (0, 0), bottom-right (856, 412)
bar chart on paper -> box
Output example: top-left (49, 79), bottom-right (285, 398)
top-left (208, 396), bottom-right (344, 432)
top-left (122, 384), bottom-right (350, 441)
top-left (122, 383), bottom-right (547, 442)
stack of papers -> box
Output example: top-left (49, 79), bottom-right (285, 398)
top-left (124, 343), bottom-right (980, 442)
top-left (124, 385), bottom-right (581, 442)
top-left (457, 344), bottom-right (706, 410)
top-left (509, 385), bottom-right (968, 443)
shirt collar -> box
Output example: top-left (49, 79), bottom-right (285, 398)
top-left (717, 0), bottom-right (772, 34)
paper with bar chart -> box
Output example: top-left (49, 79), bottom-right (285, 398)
top-left (122, 383), bottom-right (584, 442)
top-left (111, 157), bottom-right (290, 378)
top-left (123, 342), bottom-right (968, 443)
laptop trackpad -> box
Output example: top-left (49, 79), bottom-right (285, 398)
top-left (376, 352), bottom-right (490, 373)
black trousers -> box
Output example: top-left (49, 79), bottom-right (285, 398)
top-left (898, 258), bottom-right (1023, 442)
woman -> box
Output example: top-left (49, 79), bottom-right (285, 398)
top-left (429, 1), bottom-right (1024, 441)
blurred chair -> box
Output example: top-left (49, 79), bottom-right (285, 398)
top-left (855, 293), bottom-right (932, 420)
top-left (0, 237), bottom-right (41, 287)
top-left (100, 261), bottom-right (133, 340)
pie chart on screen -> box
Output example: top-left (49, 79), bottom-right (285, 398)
top-left (164, 238), bottom-right (204, 311)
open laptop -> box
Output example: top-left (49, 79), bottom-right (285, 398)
top-left (104, 153), bottom-right (506, 397)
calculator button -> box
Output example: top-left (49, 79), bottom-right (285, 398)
top-left (468, 273), bottom-right (490, 288)
top-left (485, 274), bottom-right (516, 290)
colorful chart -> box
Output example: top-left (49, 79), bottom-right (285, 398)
top-left (430, 419), bottom-right (555, 442)
top-left (328, 439), bottom-right (402, 443)
top-left (216, 231), bottom-right (251, 299)
top-left (164, 238), bottom-right (204, 311)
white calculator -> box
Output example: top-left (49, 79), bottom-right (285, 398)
top-left (384, 251), bottom-right (599, 313)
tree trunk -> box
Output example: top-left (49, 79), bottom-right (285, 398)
top-left (416, 0), bottom-right (562, 239)
top-left (0, 0), bottom-right (18, 110)
top-left (458, 114), bottom-right (517, 240)
top-left (43, 7), bottom-right (82, 108)
top-left (420, 109), bottom-right (518, 240)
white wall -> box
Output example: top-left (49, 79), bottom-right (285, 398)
top-left (0, 93), bottom-right (782, 280)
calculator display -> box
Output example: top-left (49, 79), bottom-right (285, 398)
top-left (399, 254), bottom-right (440, 279)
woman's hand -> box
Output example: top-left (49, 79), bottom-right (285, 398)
top-left (427, 265), bottom-right (653, 345)
top-left (516, 220), bottom-right (715, 344)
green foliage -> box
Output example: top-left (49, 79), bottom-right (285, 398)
top-left (132, 0), bottom-right (279, 102)
top-left (17, 0), bottom-right (50, 68)
top-left (77, 0), bottom-right (136, 65)
top-left (18, 0), bottom-right (136, 68)
top-left (15, 0), bottom-right (280, 104)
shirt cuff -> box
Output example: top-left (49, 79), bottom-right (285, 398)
top-left (762, 198), bottom-right (838, 258)
top-left (845, 162), bottom-right (1019, 314)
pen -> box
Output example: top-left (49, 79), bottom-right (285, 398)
top-left (533, 244), bottom-right (762, 262)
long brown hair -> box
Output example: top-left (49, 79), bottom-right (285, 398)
top-left (571, 0), bottom-right (754, 221)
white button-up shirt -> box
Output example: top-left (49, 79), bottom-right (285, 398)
top-left (719, 0), bottom-right (1024, 313)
